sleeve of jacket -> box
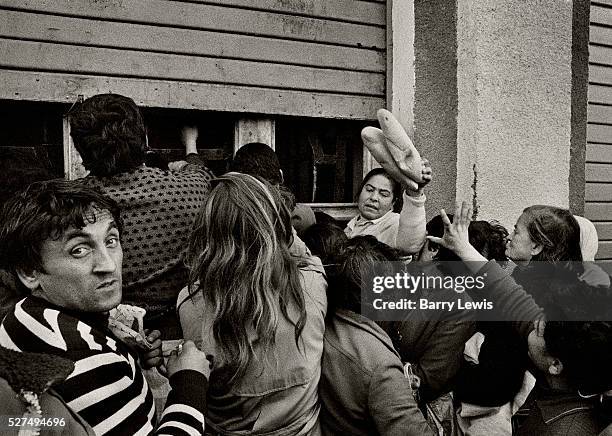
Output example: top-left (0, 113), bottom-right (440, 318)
top-left (410, 318), bottom-right (475, 403)
top-left (368, 361), bottom-right (434, 436)
top-left (395, 193), bottom-right (426, 254)
top-left (472, 261), bottom-right (543, 339)
top-left (155, 369), bottom-right (208, 435)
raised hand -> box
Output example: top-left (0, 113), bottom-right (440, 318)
top-left (427, 201), bottom-right (472, 255)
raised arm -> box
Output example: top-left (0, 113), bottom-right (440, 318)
top-left (396, 159), bottom-right (431, 254)
top-left (428, 201), bottom-right (543, 338)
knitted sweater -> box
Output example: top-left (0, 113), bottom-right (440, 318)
top-left (0, 297), bottom-right (207, 435)
top-left (81, 155), bottom-right (213, 337)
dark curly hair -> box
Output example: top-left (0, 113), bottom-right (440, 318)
top-left (69, 93), bottom-right (147, 177)
top-left (229, 142), bottom-right (283, 185)
top-left (544, 321), bottom-right (612, 396)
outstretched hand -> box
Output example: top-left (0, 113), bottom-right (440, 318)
top-left (426, 201), bottom-right (486, 265)
top-left (361, 109), bottom-right (426, 191)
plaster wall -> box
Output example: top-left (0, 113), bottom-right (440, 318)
top-left (456, 0), bottom-right (573, 230)
top-left (414, 0), bottom-right (458, 219)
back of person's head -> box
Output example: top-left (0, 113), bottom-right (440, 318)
top-left (468, 220), bottom-right (509, 262)
top-left (314, 211), bottom-right (338, 227)
top-left (328, 235), bottom-right (401, 313)
top-left (357, 168), bottom-right (403, 213)
top-left (573, 215), bottom-right (599, 261)
top-left (229, 142), bottom-right (283, 185)
top-left (302, 222), bottom-right (347, 264)
top-left (521, 205), bottom-right (582, 262)
top-left (186, 172), bottom-right (305, 386)
top-left (69, 93), bottom-right (147, 177)
top-left (544, 321), bottom-right (612, 396)
top-left (0, 179), bottom-right (122, 276)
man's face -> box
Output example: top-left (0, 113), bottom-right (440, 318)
top-left (19, 209), bottom-right (123, 312)
top-left (358, 174), bottom-right (395, 221)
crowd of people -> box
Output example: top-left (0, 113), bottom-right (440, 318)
top-left (0, 93), bottom-right (610, 436)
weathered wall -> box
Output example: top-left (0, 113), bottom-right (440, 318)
top-left (414, 0), bottom-right (458, 219)
top-left (455, 0), bottom-right (574, 230)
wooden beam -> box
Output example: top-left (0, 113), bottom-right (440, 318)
top-left (0, 10), bottom-right (385, 73)
top-left (0, 0), bottom-right (385, 49)
top-left (0, 39), bottom-right (384, 96)
top-left (0, 69), bottom-right (383, 120)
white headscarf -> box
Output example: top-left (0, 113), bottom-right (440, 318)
top-left (573, 215), bottom-right (599, 261)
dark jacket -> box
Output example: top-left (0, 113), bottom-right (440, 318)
top-left (320, 309), bottom-right (434, 436)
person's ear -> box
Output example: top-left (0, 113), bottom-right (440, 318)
top-left (279, 169), bottom-right (284, 184)
top-left (548, 358), bottom-right (564, 376)
top-left (531, 243), bottom-right (544, 257)
top-left (16, 269), bottom-right (40, 292)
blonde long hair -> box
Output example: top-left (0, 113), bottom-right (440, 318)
top-left (186, 173), bottom-right (306, 386)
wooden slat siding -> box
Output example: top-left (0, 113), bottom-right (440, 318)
top-left (588, 84), bottom-right (612, 105)
top-left (0, 69), bottom-right (384, 120)
top-left (596, 222), bottom-right (612, 239)
top-left (593, 1), bottom-right (612, 9)
top-left (587, 144), bottom-right (612, 162)
top-left (585, 203), bottom-right (612, 221)
top-left (586, 163), bottom-right (612, 182)
top-left (589, 65), bottom-right (612, 86)
top-left (586, 183), bottom-right (612, 201)
top-left (592, 4), bottom-right (612, 27)
top-left (0, 1), bottom-right (385, 49)
top-left (0, 10), bottom-right (385, 73)
top-left (182, 0), bottom-right (386, 25)
top-left (587, 123), bottom-right (612, 143)
top-left (590, 45), bottom-right (612, 68)
top-left (598, 241), bottom-right (612, 259)
top-left (0, 39), bottom-right (384, 96)
top-left (591, 25), bottom-right (612, 47)
top-left (587, 105), bottom-right (612, 124)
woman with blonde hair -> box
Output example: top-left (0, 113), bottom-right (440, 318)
top-left (178, 172), bottom-right (327, 435)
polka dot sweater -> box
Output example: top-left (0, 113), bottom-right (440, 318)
top-left (82, 156), bottom-right (213, 335)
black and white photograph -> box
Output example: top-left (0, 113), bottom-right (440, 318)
top-left (0, 0), bottom-right (611, 435)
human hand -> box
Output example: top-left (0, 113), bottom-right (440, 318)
top-left (361, 109), bottom-right (423, 190)
top-left (426, 201), bottom-right (473, 257)
top-left (168, 160), bottom-right (188, 172)
top-left (405, 158), bottom-right (432, 196)
top-left (166, 341), bottom-right (211, 380)
top-left (181, 126), bottom-right (198, 154)
top-left (139, 329), bottom-right (163, 370)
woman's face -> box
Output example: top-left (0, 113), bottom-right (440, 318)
top-left (358, 174), bottom-right (395, 220)
top-left (506, 213), bottom-right (540, 263)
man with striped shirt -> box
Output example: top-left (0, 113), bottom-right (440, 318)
top-left (0, 179), bottom-right (209, 435)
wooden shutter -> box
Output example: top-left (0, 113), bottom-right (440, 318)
top-left (0, 0), bottom-right (385, 120)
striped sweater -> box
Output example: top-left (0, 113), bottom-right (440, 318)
top-left (0, 297), bottom-right (206, 435)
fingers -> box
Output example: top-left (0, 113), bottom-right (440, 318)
top-left (426, 235), bottom-right (444, 245)
top-left (457, 201), bottom-right (473, 225)
top-left (440, 209), bottom-right (452, 228)
top-left (145, 329), bottom-right (161, 343)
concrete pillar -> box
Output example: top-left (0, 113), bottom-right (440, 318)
top-left (413, 0), bottom-right (579, 229)
top-left (455, 0), bottom-right (574, 229)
